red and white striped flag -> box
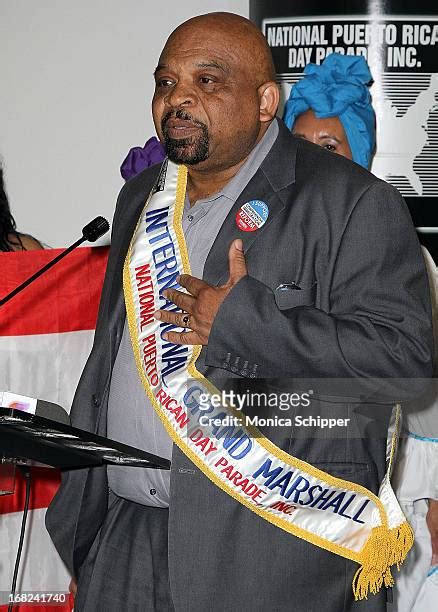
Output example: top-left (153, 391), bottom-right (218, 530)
top-left (0, 246), bottom-right (108, 610)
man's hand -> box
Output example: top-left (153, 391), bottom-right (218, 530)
top-left (426, 498), bottom-right (438, 566)
top-left (154, 239), bottom-right (247, 345)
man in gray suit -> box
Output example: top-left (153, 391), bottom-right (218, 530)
top-left (46, 12), bottom-right (433, 612)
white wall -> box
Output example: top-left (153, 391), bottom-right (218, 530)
top-left (0, 0), bottom-right (248, 247)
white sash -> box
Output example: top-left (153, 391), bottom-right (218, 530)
top-left (123, 159), bottom-right (413, 599)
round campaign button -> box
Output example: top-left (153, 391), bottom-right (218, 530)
top-left (236, 200), bottom-right (269, 232)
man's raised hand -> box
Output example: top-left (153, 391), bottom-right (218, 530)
top-left (154, 239), bottom-right (247, 345)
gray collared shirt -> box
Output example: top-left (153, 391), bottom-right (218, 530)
top-left (107, 120), bottom-right (279, 507)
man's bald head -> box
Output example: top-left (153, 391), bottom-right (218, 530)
top-left (152, 12), bottom-right (279, 173)
top-left (164, 12), bottom-right (277, 86)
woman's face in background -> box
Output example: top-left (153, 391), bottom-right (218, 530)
top-left (292, 109), bottom-right (353, 160)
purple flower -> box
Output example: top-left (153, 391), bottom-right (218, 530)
top-left (120, 136), bottom-right (166, 180)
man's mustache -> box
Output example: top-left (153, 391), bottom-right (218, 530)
top-left (161, 109), bottom-right (207, 133)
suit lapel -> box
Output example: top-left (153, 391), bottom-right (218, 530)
top-left (203, 121), bottom-right (298, 286)
top-left (107, 166), bottom-right (162, 358)
top-left (107, 204), bottom-right (141, 355)
top-left (203, 174), bottom-right (285, 285)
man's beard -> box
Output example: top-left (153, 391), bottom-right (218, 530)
top-left (162, 110), bottom-right (210, 165)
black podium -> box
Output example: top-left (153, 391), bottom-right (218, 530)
top-left (0, 407), bottom-right (170, 470)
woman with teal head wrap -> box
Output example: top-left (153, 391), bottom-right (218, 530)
top-left (283, 53), bottom-right (375, 169)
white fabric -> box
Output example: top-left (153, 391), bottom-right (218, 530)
top-left (0, 329), bottom-right (94, 410)
top-left (394, 436), bottom-right (438, 503)
top-left (392, 247), bottom-right (438, 611)
top-left (393, 498), bottom-right (437, 612)
top-left (412, 567), bottom-right (438, 612)
top-left (0, 329), bottom-right (94, 604)
top-left (0, 508), bottom-right (71, 605)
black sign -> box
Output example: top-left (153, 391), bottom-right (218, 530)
top-left (251, 1), bottom-right (438, 232)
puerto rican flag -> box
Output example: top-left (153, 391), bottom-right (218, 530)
top-left (0, 246), bottom-right (108, 610)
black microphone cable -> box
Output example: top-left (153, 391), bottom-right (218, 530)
top-left (8, 466), bottom-right (32, 612)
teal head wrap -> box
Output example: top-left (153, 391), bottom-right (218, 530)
top-left (283, 53), bottom-right (375, 169)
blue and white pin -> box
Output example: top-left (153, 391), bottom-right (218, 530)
top-left (236, 200), bottom-right (269, 232)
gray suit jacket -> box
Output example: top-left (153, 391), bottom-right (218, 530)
top-left (46, 121), bottom-right (433, 612)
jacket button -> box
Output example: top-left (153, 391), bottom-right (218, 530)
top-left (92, 394), bottom-right (100, 407)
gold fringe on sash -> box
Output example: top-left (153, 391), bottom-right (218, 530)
top-left (353, 522), bottom-right (414, 600)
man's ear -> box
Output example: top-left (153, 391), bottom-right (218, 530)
top-left (258, 81), bottom-right (280, 122)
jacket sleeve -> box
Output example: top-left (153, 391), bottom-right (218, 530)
top-left (205, 181), bottom-right (433, 393)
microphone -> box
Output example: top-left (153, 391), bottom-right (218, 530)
top-left (82, 216), bottom-right (110, 242)
top-left (0, 216), bottom-right (110, 307)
